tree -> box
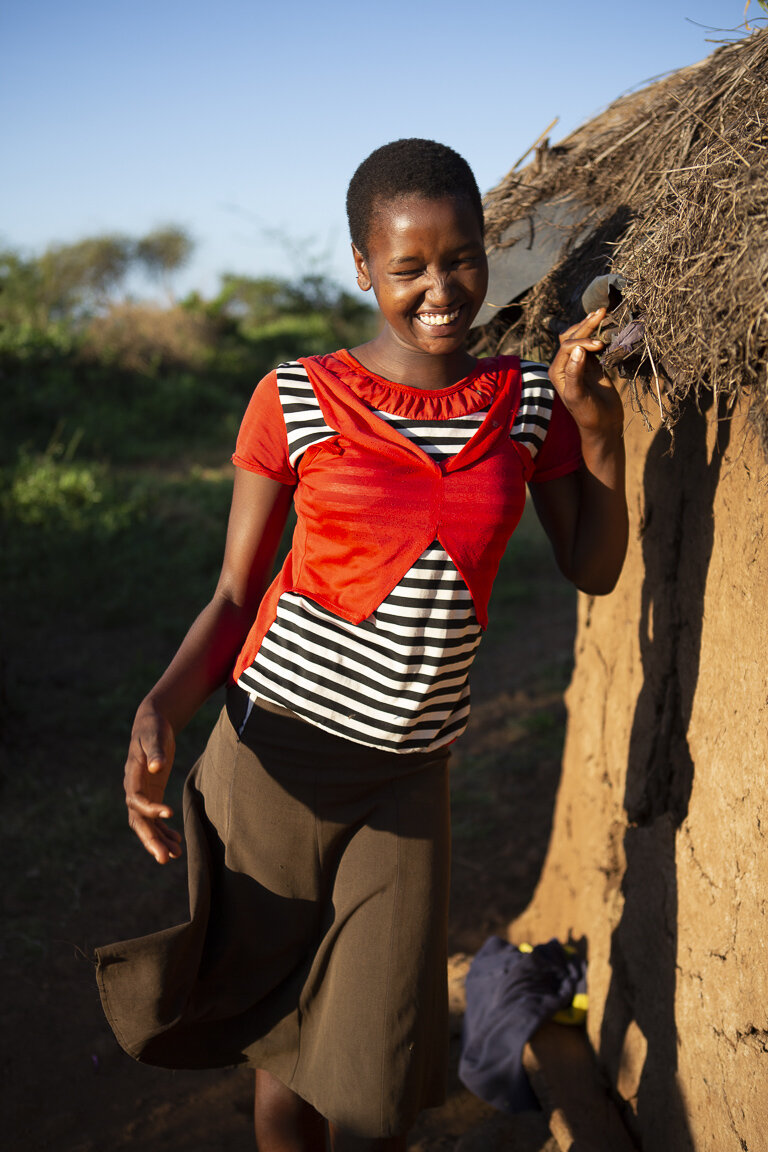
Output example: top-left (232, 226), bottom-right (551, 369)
top-left (38, 234), bottom-right (133, 318)
top-left (0, 226), bottom-right (196, 330)
top-left (135, 226), bottom-right (194, 300)
top-left (0, 249), bottom-right (46, 328)
top-left (210, 274), bottom-right (298, 325)
top-left (208, 271), bottom-right (376, 345)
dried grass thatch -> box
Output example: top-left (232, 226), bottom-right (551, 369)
top-left (475, 28), bottom-right (768, 445)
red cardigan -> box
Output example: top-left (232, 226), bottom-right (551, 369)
top-left (231, 355), bottom-right (535, 683)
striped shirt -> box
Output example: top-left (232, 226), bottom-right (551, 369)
top-left (236, 357), bottom-right (572, 753)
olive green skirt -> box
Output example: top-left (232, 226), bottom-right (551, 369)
top-left (96, 704), bottom-right (451, 1138)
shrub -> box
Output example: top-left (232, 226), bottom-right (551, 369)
top-left (81, 302), bottom-right (217, 373)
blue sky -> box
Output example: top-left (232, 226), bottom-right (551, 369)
top-left (1, 0), bottom-right (759, 298)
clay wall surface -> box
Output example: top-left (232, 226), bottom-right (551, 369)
top-left (510, 396), bottom-right (768, 1151)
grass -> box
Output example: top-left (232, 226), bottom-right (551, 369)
top-left (1, 439), bottom-right (233, 960)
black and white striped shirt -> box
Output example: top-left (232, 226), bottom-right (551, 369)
top-left (236, 358), bottom-right (563, 753)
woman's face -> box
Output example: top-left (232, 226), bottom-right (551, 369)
top-left (353, 195), bottom-right (488, 362)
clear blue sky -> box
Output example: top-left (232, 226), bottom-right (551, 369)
top-left (1, 0), bottom-right (758, 298)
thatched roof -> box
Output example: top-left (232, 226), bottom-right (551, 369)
top-left (472, 28), bottom-right (768, 445)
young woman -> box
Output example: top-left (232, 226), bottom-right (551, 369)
top-left (97, 139), bottom-right (627, 1152)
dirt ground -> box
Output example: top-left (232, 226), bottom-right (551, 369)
top-left (3, 516), bottom-right (573, 1152)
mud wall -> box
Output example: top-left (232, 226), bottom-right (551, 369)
top-left (510, 396), bottom-right (768, 1152)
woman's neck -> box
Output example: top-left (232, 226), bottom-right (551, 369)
top-left (349, 334), bottom-right (477, 390)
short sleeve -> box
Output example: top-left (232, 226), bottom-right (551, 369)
top-left (530, 390), bottom-right (582, 483)
top-left (232, 370), bottom-right (297, 485)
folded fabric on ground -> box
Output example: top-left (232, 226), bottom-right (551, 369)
top-left (458, 936), bottom-right (586, 1113)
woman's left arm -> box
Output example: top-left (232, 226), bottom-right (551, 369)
top-left (529, 308), bottom-right (629, 595)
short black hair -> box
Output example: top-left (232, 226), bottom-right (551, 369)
top-left (346, 138), bottom-right (484, 258)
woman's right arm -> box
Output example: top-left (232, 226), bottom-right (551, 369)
top-left (124, 468), bottom-right (294, 863)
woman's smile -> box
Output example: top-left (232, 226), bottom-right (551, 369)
top-left (415, 307), bottom-right (463, 328)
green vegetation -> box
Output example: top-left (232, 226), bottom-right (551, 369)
top-left (1, 229), bottom-right (378, 959)
top-left (0, 226), bottom-right (192, 327)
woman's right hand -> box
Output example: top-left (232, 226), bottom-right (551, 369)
top-left (124, 702), bottom-right (183, 864)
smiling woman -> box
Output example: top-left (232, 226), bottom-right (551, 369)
top-left (95, 137), bottom-right (628, 1152)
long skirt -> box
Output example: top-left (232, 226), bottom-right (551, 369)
top-left (95, 701), bottom-right (452, 1138)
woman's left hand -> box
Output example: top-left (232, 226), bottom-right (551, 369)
top-left (548, 308), bottom-right (623, 439)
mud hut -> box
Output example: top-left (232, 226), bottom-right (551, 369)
top-left (471, 29), bottom-right (768, 1152)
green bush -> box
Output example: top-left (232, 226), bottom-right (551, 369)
top-left (9, 454), bottom-right (116, 530)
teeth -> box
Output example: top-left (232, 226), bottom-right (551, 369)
top-left (417, 309), bottom-right (460, 327)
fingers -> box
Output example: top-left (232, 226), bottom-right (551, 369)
top-left (554, 310), bottom-right (605, 364)
top-left (551, 311), bottom-right (605, 380)
top-left (125, 783), bottom-right (183, 863)
top-left (562, 342), bottom-right (614, 396)
top-left (123, 708), bottom-right (181, 863)
top-left (125, 783), bottom-right (172, 821)
top-left (559, 307), bottom-right (607, 343)
top-left (125, 774), bottom-right (183, 863)
top-left (128, 808), bottom-right (184, 864)
top-left (560, 345), bottom-right (589, 398)
top-left (558, 334), bottom-right (605, 360)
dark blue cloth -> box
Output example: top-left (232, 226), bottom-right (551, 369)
top-left (458, 937), bottom-right (586, 1114)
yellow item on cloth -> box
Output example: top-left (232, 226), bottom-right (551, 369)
top-left (518, 942), bottom-right (588, 1025)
